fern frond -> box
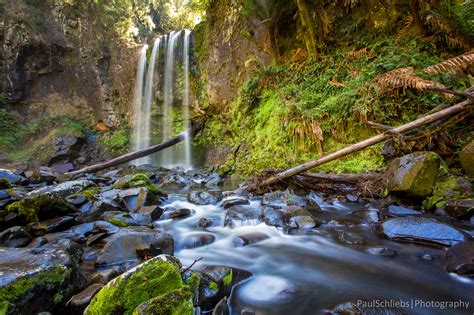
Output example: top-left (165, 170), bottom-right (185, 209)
top-left (348, 47), bottom-right (373, 59)
top-left (425, 52), bottom-right (474, 75)
top-left (373, 67), bottom-right (447, 96)
top-left (396, 14), bottom-right (414, 43)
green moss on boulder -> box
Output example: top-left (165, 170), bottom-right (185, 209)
top-left (387, 152), bottom-right (441, 198)
top-left (113, 174), bottom-right (166, 197)
top-left (85, 255), bottom-right (185, 315)
top-left (133, 286), bottom-right (193, 315)
top-left (459, 141), bottom-right (474, 177)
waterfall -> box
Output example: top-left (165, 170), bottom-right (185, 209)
top-left (131, 44), bottom-right (148, 161)
top-left (131, 30), bottom-right (194, 169)
top-left (183, 29), bottom-right (192, 169)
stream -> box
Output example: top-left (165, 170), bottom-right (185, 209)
top-left (153, 185), bottom-right (474, 315)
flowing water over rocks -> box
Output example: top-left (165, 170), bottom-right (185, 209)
top-left (1, 167), bottom-right (473, 314)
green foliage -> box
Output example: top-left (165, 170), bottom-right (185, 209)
top-left (0, 112), bottom-right (92, 163)
top-left (199, 34), bottom-right (469, 176)
top-left (113, 174), bottom-right (166, 197)
top-left (101, 128), bottom-right (131, 156)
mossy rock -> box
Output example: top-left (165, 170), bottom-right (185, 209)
top-left (5, 179), bottom-right (97, 222)
top-left (113, 174), bottom-right (166, 198)
top-left (387, 152), bottom-right (442, 198)
top-left (459, 141), bottom-right (474, 178)
top-left (133, 286), bottom-right (193, 315)
top-left (0, 246), bottom-right (78, 315)
top-left (85, 255), bottom-right (185, 315)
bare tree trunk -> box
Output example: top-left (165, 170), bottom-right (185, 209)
top-left (247, 99), bottom-right (472, 192)
top-left (65, 122), bottom-right (203, 176)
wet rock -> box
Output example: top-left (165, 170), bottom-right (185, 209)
top-left (388, 205), bottom-right (422, 216)
top-left (113, 174), bottom-right (166, 197)
top-left (7, 180), bottom-right (96, 222)
top-left (67, 283), bottom-right (103, 315)
top-left (233, 232), bottom-right (269, 247)
top-left (212, 297), bottom-right (230, 315)
top-left (351, 210), bottom-right (380, 223)
top-left (0, 246), bottom-right (79, 314)
top-left (365, 246), bottom-right (397, 257)
top-left (386, 151), bottom-right (442, 198)
top-left (338, 231), bottom-right (365, 245)
top-left (376, 217), bottom-right (468, 246)
top-left (331, 301), bottom-right (409, 315)
top-left (195, 265), bottom-right (252, 311)
top-left (224, 205), bottom-right (260, 228)
top-left (0, 189), bottom-right (10, 200)
top-left (285, 207), bottom-right (319, 229)
top-left (25, 216), bottom-right (75, 236)
top-left (25, 167), bottom-right (57, 184)
top-left (283, 190), bottom-right (311, 207)
top-left (241, 309), bottom-right (255, 315)
top-left (261, 191), bottom-right (285, 206)
top-left (85, 255), bottom-right (188, 315)
top-left (346, 194), bottom-right (359, 202)
top-left (198, 217), bottom-right (214, 228)
top-left (205, 173), bottom-right (223, 188)
top-left (76, 198), bottom-right (121, 223)
top-left (100, 211), bottom-right (141, 227)
top-left (180, 233), bottom-right (216, 249)
top-left (93, 220), bottom-right (121, 235)
top-left (65, 194), bottom-right (87, 206)
top-left (459, 141), bottom-right (474, 177)
top-left (221, 198), bottom-right (250, 209)
top-left (119, 187), bottom-right (155, 212)
top-left (446, 241), bottom-right (474, 275)
top-left (89, 268), bottom-right (120, 285)
top-left (188, 191), bottom-right (223, 205)
top-left (85, 233), bottom-right (108, 246)
top-left (0, 226), bottom-right (32, 247)
top-left (444, 199), bottom-right (474, 219)
top-left (158, 174), bottom-right (189, 189)
top-left (170, 208), bottom-right (192, 219)
top-left (95, 226), bottom-right (174, 266)
top-left (136, 205), bottom-right (164, 221)
top-left (260, 206), bottom-right (285, 227)
top-left (0, 169), bottom-right (22, 185)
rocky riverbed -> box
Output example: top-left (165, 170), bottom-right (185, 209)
top-left (0, 153), bottom-right (473, 314)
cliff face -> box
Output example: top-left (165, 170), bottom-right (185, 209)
top-left (3, 0), bottom-right (142, 126)
top-left (193, 0), bottom-right (273, 112)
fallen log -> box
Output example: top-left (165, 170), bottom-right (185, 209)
top-left (65, 122), bottom-right (203, 176)
top-left (247, 99), bottom-right (472, 193)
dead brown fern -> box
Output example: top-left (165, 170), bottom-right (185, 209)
top-left (285, 114), bottom-right (324, 155)
top-left (348, 47), bottom-right (373, 59)
top-left (422, 14), bottom-right (471, 50)
top-left (373, 67), bottom-right (448, 97)
top-left (424, 51), bottom-right (474, 75)
top-left (396, 14), bottom-right (414, 43)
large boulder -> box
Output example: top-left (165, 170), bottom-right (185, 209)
top-left (386, 152), bottom-right (441, 198)
top-left (0, 246), bottom-right (80, 314)
top-left (95, 227), bottom-right (174, 266)
top-left (376, 217), bottom-right (468, 246)
top-left (6, 180), bottom-right (95, 222)
top-left (85, 255), bottom-right (192, 315)
top-left (459, 141), bottom-right (474, 177)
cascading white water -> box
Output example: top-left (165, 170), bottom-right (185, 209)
top-left (131, 30), bottom-right (193, 169)
top-left (131, 45), bottom-right (148, 161)
top-left (182, 29), bottom-right (192, 169)
top-left (138, 37), bottom-right (161, 165)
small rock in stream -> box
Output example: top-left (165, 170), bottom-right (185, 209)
top-left (0, 226), bottom-right (32, 247)
top-left (188, 190), bottom-right (222, 205)
top-left (444, 199), bottom-right (474, 219)
top-left (198, 217), bottom-right (214, 228)
top-left (233, 232), bottom-right (269, 247)
top-left (180, 233), bottom-right (216, 249)
top-left (169, 208), bottom-right (192, 219)
top-left (365, 246), bottom-right (397, 257)
top-left (388, 205), bottom-right (422, 216)
top-left (260, 206), bottom-right (285, 227)
top-left (446, 241), bottom-right (474, 275)
top-left (221, 198), bottom-right (250, 209)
